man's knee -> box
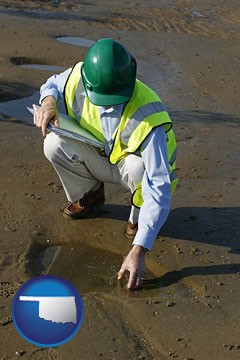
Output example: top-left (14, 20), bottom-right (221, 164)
top-left (43, 133), bottom-right (62, 162)
top-left (124, 154), bottom-right (144, 184)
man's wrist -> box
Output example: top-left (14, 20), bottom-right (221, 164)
top-left (132, 244), bottom-right (148, 255)
top-left (41, 95), bottom-right (56, 106)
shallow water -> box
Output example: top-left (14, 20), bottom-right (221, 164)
top-left (0, 37), bottom-right (95, 121)
top-left (18, 64), bottom-right (63, 71)
top-left (36, 245), bottom-right (161, 297)
top-left (0, 34), bottom-right (185, 123)
top-left (57, 37), bottom-right (95, 48)
top-left (0, 92), bottom-right (66, 123)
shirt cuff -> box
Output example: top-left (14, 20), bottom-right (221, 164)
top-left (132, 227), bottom-right (158, 252)
top-left (39, 89), bottom-right (59, 104)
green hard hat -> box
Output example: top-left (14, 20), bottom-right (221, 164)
top-left (81, 38), bottom-right (137, 106)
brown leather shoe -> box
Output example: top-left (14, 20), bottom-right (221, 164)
top-left (125, 222), bottom-right (138, 238)
top-left (63, 182), bottom-right (105, 219)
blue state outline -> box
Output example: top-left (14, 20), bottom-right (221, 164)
top-left (12, 275), bottom-right (84, 348)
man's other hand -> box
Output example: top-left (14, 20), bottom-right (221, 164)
top-left (118, 245), bottom-right (146, 290)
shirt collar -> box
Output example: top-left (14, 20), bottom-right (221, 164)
top-left (100, 103), bottom-right (125, 116)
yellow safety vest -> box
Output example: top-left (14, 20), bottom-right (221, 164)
top-left (64, 62), bottom-right (178, 208)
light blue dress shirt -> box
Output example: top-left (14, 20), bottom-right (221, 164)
top-left (99, 104), bottom-right (125, 156)
top-left (40, 69), bottom-right (172, 251)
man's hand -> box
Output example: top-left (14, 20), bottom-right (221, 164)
top-left (33, 96), bottom-right (59, 136)
top-left (118, 245), bottom-right (146, 290)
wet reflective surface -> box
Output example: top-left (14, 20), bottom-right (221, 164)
top-left (0, 38), bottom-right (94, 122)
top-left (0, 92), bottom-right (40, 123)
top-left (57, 37), bottom-right (95, 48)
top-left (36, 245), bottom-right (160, 297)
top-left (18, 64), bottom-right (63, 71)
top-left (0, 92), bottom-right (66, 123)
top-left (10, 56), bottom-right (63, 72)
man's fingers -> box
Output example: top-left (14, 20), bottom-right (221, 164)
top-left (54, 112), bottom-right (59, 128)
top-left (117, 266), bottom-right (125, 280)
top-left (118, 256), bottom-right (127, 280)
top-left (34, 110), bottom-right (45, 128)
top-left (127, 271), bottom-right (137, 289)
top-left (33, 101), bottom-right (58, 136)
top-left (135, 275), bottom-right (144, 289)
top-left (40, 115), bottom-right (50, 136)
top-left (54, 118), bottom-right (59, 128)
top-left (33, 111), bottom-right (41, 126)
top-left (117, 272), bottom-right (123, 281)
top-left (118, 247), bottom-right (146, 290)
top-left (118, 269), bottom-right (144, 290)
top-left (42, 122), bottom-right (48, 137)
top-left (33, 112), bottom-right (37, 125)
top-left (117, 268), bottom-right (126, 289)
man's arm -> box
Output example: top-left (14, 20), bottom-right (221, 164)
top-left (133, 126), bottom-right (172, 251)
top-left (39, 68), bottom-right (72, 103)
top-left (118, 126), bottom-right (172, 289)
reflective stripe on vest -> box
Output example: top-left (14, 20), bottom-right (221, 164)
top-left (121, 101), bottom-right (166, 144)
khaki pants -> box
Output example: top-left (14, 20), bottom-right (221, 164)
top-left (43, 133), bottom-right (144, 224)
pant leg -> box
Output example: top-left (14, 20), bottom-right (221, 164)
top-left (44, 133), bottom-right (144, 224)
top-left (44, 133), bottom-right (122, 202)
top-left (118, 154), bottom-right (145, 224)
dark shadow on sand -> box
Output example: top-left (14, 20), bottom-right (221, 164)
top-left (144, 206), bottom-right (240, 289)
top-left (92, 204), bottom-right (131, 222)
top-left (169, 109), bottom-right (239, 125)
top-left (161, 206), bottom-right (240, 253)
top-left (95, 205), bottom-right (239, 253)
top-left (94, 205), bottom-right (240, 289)
top-left (144, 263), bottom-right (240, 290)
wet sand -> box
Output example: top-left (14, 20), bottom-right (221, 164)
top-left (0, 1), bottom-right (240, 359)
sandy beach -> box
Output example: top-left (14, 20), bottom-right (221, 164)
top-left (0, 1), bottom-right (240, 359)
